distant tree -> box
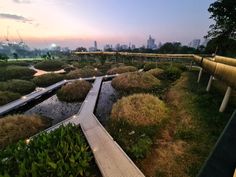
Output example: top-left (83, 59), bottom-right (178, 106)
top-left (13, 53), bottom-right (18, 60)
top-left (0, 53), bottom-right (9, 62)
top-left (206, 0), bottom-right (236, 39)
top-left (75, 47), bottom-right (87, 52)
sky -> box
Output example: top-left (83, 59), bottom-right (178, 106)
top-left (0, 0), bottom-right (215, 49)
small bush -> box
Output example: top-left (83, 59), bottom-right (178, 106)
top-left (57, 80), bottom-right (92, 102)
top-left (0, 114), bottom-right (49, 149)
top-left (33, 73), bottom-right (64, 87)
top-left (0, 80), bottom-right (36, 95)
top-left (111, 72), bottom-right (160, 93)
top-left (159, 66), bottom-right (182, 81)
top-left (0, 66), bottom-right (36, 81)
top-left (66, 67), bottom-right (102, 79)
top-left (0, 91), bottom-right (21, 106)
top-left (34, 60), bottom-right (65, 71)
top-left (143, 62), bottom-right (157, 71)
top-left (107, 66), bottom-right (137, 75)
top-left (146, 68), bottom-right (164, 78)
top-left (111, 94), bottom-right (168, 126)
top-left (0, 124), bottom-right (94, 176)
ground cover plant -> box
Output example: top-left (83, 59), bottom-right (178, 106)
top-left (146, 68), bottom-right (164, 78)
top-left (0, 124), bottom-right (98, 177)
top-left (0, 114), bottom-right (50, 149)
top-left (107, 66), bottom-right (137, 75)
top-left (33, 73), bottom-right (64, 87)
top-left (0, 65), bottom-right (36, 81)
top-left (66, 66), bottom-right (102, 79)
top-left (57, 80), bottom-right (92, 102)
top-left (0, 79), bottom-right (36, 95)
top-left (0, 91), bottom-right (21, 106)
top-left (111, 72), bottom-right (161, 93)
top-left (34, 60), bottom-right (65, 71)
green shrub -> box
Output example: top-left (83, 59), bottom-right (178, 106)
top-left (66, 67), bottom-right (102, 79)
top-left (57, 80), bottom-right (92, 102)
top-left (111, 94), bottom-right (168, 126)
top-left (0, 124), bottom-right (94, 177)
top-left (0, 61), bottom-right (29, 67)
top-left (146, 68), bottom-right (164, 78)
top-left (0, 80), bottom-right (36, 95)
top-left (0, 66), bottom-right (36, 81)
top-left (111, 72), bottom-right (161, 93)
top-left (0, 91), bottom-right (21, 106)
top-left (0, 114), bottom-right (50, 149)
top-left (107, 66), bottom-right (137, 75)
top-left (159, 66), bottom-right (182, 81)
top-left (34, 60), bottom-right (65, 71)
top-left (143, 62), bottom-right (157, 71)
top-left (33, 73), bottom-right (63, 87)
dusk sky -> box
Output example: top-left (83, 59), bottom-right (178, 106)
top-left (0, 0), bottom-right (214, 49)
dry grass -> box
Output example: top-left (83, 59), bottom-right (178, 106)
top-left (57, 80), bottom-right (92, 102)
top-left (107, 66), bottom-right (137, 75)
top-left (0, 114), bottom-right (50, 149)
top-left (111, 72), bottom-right (161, 93)
top-left (66, 67), bottom-right (102, 79)
top-left (146, 68), bottom-right (164, 78)
top-left (111, 94), bottom-right (168, 126)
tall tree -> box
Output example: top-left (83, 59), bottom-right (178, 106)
top-left (206, 0), bottom-right (236, 39)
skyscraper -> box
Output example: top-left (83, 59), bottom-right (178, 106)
top-left (147, 35), bottom-right (157, 49)
top-left (94, 41), bottom-right (97, 50)
top-left (189, 39), bottom-right (201, 49)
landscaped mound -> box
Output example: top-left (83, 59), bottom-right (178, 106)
top-left (34, 60), bottom-right (65, 71)
top-left (0, 114), bottom-right (49, 149)
top-left (0, 124), bottom-right (95, 176)
top-left (143, 62), bottom-right (157, 71)
top-left (111, 72), bottom-right (160, 93)
top-left (0, 65), bottom-right (36, 81)
top-left (66, 67), bottom-right (102, 79)
top-left (111, 94), bottom-right (168, 126)
top-left (33, 73), bottom-right (64, 87)
top-left (159, 66), bottom-right (182, 81)
top-left (107, 66), bottom-right (137, 75)
top-left (57, 80), bottom-right (92, 102)
top-left (0, 80), bottom-right (36, 95)
top-left (146, 68), bottom-right (164, 78)
top-left (0, 91), bottom-right (21, 106)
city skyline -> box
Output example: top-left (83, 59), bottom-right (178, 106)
top-left (0, 0), bottom-right (214, 49)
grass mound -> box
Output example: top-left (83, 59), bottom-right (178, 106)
top-left (143, 62), bottom-right (157, 71)
top-left (66, 67), bottom-right (102, 79)
top-left (0, 80), bottom-right (36, 95)
top-left (159, 66), bottom-right (182, 81)
top-left (107, 66), bottom-right (137, 75)
top-left (0, 114), bottom-right (49, 149)
top-left (34, 60), bottom-right (65, 71)
top-left (111, 94), bottom-right (168, 126)
top-left (146, 68), bottom-right (164, 78)
top-left (111, 72), bottom-right (160, 93)
top-left (0, 91), bottom-right (21, 106)
top-left (0, 65), bottom-right (36, 81)
top-left (0, 124), bottom-right (96, 176)
top-left (33, 73), bottom-right (64, 87)
top-left (57, 80), bottom-right (92, 102)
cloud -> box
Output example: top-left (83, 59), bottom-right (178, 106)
top-left (13, 0), bottom-right (31, 3)
top-left (0, 13), bottom-right (32, 23)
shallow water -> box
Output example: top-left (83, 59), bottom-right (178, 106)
top-left (25, 95), bottom-right (82, 125)
top-left (95, 81), bottom-right (119, 125)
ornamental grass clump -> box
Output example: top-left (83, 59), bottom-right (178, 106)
top-left (33, 73), bottom-right (64, 87)
top-left (146, 68), bottom-right (164, 78)
top-left (57, 80), bottom-right (92, 102)
top-left (111, 72), bottom-right (160, 93)
top-left (0, 79), bottom-right (36, 95)
top-left (0, 124), bottom-right (94, 177)
top-left (66, 66), bottom-right (102, 79)
top-left (0, 91), bottom-right (21, 106)
top-left (107, 66), bottom-right (137, 75)
top-left (34, 60), bottom-right (65, 71)
top-left (111, 94), bottom-right (168, 126)
top-left (0, 114), bottom-right (49, 149)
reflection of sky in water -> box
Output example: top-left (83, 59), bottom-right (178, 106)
top-left (95, 81), bottom-right (119, 125)
top-left (25, 95), bottom-right (81, 125)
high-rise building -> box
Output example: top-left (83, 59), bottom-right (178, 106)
top-left (189, 39), bottom-right (201, 49)
top-left (147, 35), bottom-right (157, 49)
top-left (94, 41), bottom-right (97, 50)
